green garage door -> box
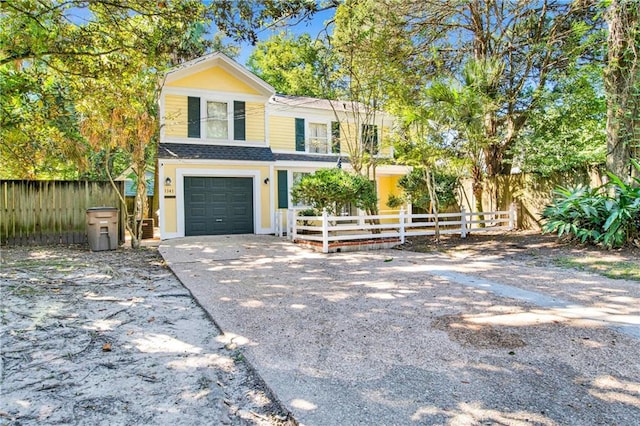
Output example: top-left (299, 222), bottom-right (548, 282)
top-left (184, 177), bottom-right (254, 236)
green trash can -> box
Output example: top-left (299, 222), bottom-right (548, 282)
top-left (86, 207), bottom-right (119, 251)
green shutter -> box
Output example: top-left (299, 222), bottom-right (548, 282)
top-left (187, 97), bottom-right (201, 138)
top-left (331, 121), bottom-right (341, 153)
top-left (234, 101), bottom-right (246, 141)
top-left (295, 118), bottom-right (305, 152)
top-left (277, 170), bottom-right (288, 209)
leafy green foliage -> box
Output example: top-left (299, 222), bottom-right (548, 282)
top-left (511, 66), bottom-right (607, 176)
top-left (291, 168), bottom-right (377, 216)
top-left (542, 160), bottom-right (640, 248)
top-left (387, 168), bottom-right (458, 211)
top-left (247, 32), bottom-right (332, 98)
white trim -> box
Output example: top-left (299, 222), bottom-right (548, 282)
top-left (159, 91), bottom-right (166, 142)
top-left (269, 107), bottom-right (338, 120)
top-left (273, 160), bottom-right (344, 168)
top-left (271, 149), bottom-right (340, 155)
top-left (163, 86), bottom-right (270, 103)
top-left (160, 158), bottom-right (273, 167)
top-left (158, 161), bottom-right (166, 239)
top-left (161, 137), bottom-right (267, 147)
top-left (268, 164), bottom-right (275, 232)
top-left (175, 168), bottom-right (263, 238)
top-left (375, 165), bottom-right (413, 175)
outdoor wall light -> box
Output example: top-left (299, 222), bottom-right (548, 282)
top-left (165, 177), bottom-right (172, 186)
top-left (263, 178), bottom-right (270, 184)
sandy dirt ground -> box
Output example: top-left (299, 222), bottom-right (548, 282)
top-left (2, 231), bottom-right (639, 425)
top-left (0, 246), bottom-right (294, 425)
top-left (402, 230), bottom-right (640, 269)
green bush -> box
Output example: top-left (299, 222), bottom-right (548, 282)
top-left (542, 160), bottom-right (640, 248)
top-left (291, 168), bottom-right (377, 216)
top-left (387, 168), bottom-right (458, 211)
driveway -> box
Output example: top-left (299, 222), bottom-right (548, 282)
top-left (159, 235), bottom-right (640, 425)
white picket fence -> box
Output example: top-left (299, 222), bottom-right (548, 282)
top-left (275, 204), bottom-right (516, 253)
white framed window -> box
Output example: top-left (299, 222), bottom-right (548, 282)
top-left (206, 101), bottom-right (228, 139)
top-left (308, 123), bottom-right (329, 154)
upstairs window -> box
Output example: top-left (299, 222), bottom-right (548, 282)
top-left (308, 123), bottom-right (329, 153)
top-left (206, 101), bottom-right (228, 139)
top-left (362, 124), bottom-right (378, 155)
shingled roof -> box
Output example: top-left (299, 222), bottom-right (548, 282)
top-left (158, 144), bottom-right (275, 162)
top-left (273, 153), bottom-right (346, 163)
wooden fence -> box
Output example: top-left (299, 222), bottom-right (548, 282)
top-left (279, 205), bottom-right (515, 253)
top-left (1, 180), bottom-right (125, 246)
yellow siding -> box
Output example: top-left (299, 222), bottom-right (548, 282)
top-left (377, 175), bottom-right (402, 215)
top-left (164, 95), bottom-right (187, 137)
top-left (168, 66), bottom-right (260, 95)
top-left (163, 198), bottom-right (177, 232)
top-left (379, 125), bottom-right (392, 156)
top-left (269, 116), bottom-right (295, 150)
top-left (337, 122), bottom-right (358, 154)
top-left (246, 102), bottom-right (265, 141)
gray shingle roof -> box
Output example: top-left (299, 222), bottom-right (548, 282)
top-left (159, 144), bottom-right (275, 161)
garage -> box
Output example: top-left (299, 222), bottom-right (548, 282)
top-left (184, 177), bottom-right (254, 236)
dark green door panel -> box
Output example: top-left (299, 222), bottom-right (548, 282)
top-left (184, 177), bottom-right (254, 236)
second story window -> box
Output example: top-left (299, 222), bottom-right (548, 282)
top-left (362, 124), bottom-right (378, 155)
top-left (308, 123), bottom-right (329, 154)
top-left (206, 101), bottom-right (228, 139)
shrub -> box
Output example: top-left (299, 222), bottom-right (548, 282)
top-left (542, 160), bottom-right (640, 248)
top-left (291, 168), bottom-right (377, 216)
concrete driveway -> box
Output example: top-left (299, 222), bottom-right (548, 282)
top-left (159, 235), bottom-right (640, 425)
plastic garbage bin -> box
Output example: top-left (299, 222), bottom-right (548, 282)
top-left (86, 207), bottom-right (119, 251)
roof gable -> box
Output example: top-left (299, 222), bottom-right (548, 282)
top-left (164, 52), bottom-right (274, 96)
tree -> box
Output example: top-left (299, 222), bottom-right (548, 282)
top-left (76, 66), bottom-right (158, 249)
top-left (291, 168), bottom-right (377, 216)
top-left (423, 59), bottom-right (503, 215)
top-left (0, 62), bottom-right (87, 179)
top-left (1, 0), bottom-right (216, 247)
top-left (402, 0), bottom-right (600, 179)
top-left (329, 0), bottom-right (413, 188)
top-left (209, 0), bottom-right (339, 45)
top-left (510, 64), bottom-right (607, 176)
top-left (247, 32), bottom-right (332, 97)
top-left (604, 0), bottom-right (640, 178)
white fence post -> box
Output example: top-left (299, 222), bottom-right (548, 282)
top-left (509, 202), bottom-right (516, 230)
top-left (460, 206), bottom-right (467, 239)
top-left (290, 209), bottom-right (297, 241)
top-left (322, 208), bottom-right (329, 253)
top-left (399, 208), bottom-right (406, 244)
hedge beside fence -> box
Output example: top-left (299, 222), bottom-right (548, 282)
top-left (1, 180), bottom-right (125, 246)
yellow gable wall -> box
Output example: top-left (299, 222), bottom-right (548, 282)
top-left (167, 66), bottom-right (261, 95)
top-left (161, 163), bottom-right (272, 233)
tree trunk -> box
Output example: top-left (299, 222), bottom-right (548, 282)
top-left (605, 0), bottom-right (639, 179)
top-left (471, 164), bottom-right (485, 227)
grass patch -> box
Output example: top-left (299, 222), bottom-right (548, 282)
top-left (553, 256), bottom-right (640, 281)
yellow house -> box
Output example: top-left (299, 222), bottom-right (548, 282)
top-left (158, 52), bottom-right (410, 239)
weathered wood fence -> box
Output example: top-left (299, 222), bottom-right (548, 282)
top-left (278, 205), bottom-right (515, 253)
top-left (1, 180), bottom-right (125, 246)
